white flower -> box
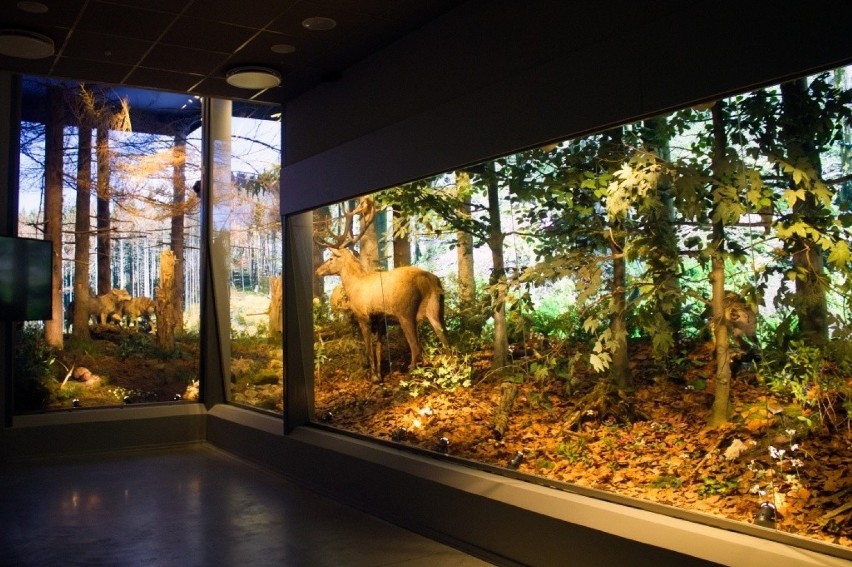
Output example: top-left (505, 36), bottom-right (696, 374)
top-left (790, 443), bottom-right (799, 452)
top-left (785, 428), bottom-right (797, 436)
top-left (769, 446), bottom-right (785, 460)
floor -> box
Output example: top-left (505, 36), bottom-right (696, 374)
top-left (0, 444), bottom-right (494, 566)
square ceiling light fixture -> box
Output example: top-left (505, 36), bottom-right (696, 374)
top-left (225, 66), bottom-right (282, 90)
top-left (0, 29), bottom-right (54, 59)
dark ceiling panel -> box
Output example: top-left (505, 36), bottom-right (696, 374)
top-left (76, 2), bottom-right (174, 41)
top-left (143, 44), bottom-right (229, 75)
top-left (60, 31), bottom-right (152, 66)
top-left (96, 0), bottom-right (194, 15)
top-left (125, 67), bottom-right (205, 94)
top-left (0, 0), bottom-right (86, 30)
top-left (1, 0), bottom-right (468, 103)
top-left (52, 57), bottom-right (134, 85)
top-left (223, 31), bottom-right (309, 72)
top-left (183, 0), bottom-right (294, 28)
top-left (308, 0), bottom-right (397, 19)
top-left (267, 2), bottom-right (370, 37)
top-left (161, 16), bottom-right (257, 53)
top-left (0, 55), bottom-right (53, 76)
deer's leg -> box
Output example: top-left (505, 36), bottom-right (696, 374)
top-left (399, 318), bottom-right (422, 369)
top-left (357, 318), bottom-right (380, 381)
top-left (426, 316), bottom-right (450, 347)
top-left (373, 327), bottom-right (383, 377)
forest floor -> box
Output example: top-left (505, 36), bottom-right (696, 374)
top-left (42, 327), bottom-right (200, 409)
top-left (41, 322), bottom-right (850, 550)
top-left (314, 336), bottom-right (852, 549)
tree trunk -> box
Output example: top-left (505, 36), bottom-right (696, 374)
top-left (357, 201), bottom-right (379, 272)
top-left (268, 275), bottom-right (283, 337)
top-left (156, 249), bottom-right (176, 350)
top-left (456, 171), bottom-right (476, 307)
top-left (836, 69), bottom-right (852, 205)
top-left (373, 206), bottom-right (388, 270)
top-left (600, 128), bottom-right (631, 390)
top-left (73, 125), bottom-right (92, 340)
top-left (492, 380), bottom-right (519, 438)
top-left (96, 125), bottom-right (111, 294)
top-left (170, 132), bottom-right (187, 332)
top-left (44, 86), bottom-right (64, 349)
top-left (485, 165), bottom-right (509, 370)
top-left (780, 78), bottom-right (829, 346)
top-left (392, 205), bottom-right (411, 268)
top-left (610, 225), bottom-right (632, 391)
top-left (642, 115), bottom-right (682, 348)
top-left (313, 206), bottom-right (331, 298)
top-left (708, 101), bottom-right (732, 428)
top-left (455, 171), bottom-right (478, 336)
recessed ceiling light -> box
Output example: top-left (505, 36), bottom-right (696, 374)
top-left (0, 29), bottom-right (54, 59)
top-left (225, 66), bottom-right (281, 90)
top-left (301, 17), bottom-right (336, 31)
top-left (16, 1), bottom-right (48, 14)
top-left (271, 44), bottom-right (296, 55)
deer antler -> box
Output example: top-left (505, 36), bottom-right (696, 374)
top-left (314, 197), bottom-right (376, 249)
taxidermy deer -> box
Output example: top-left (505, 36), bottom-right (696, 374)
top-left (316, 198), bottom-right (450, 380)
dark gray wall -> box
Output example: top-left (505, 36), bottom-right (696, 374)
top-left (281, 0), bottom-right (852, 214)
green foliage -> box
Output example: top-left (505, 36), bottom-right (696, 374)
top-left (761, 341), bottom-right (823, 400)
top-left (698, 476), bottom-right (738, 498)
top-left (527, 299), bottom-right (585, 341)
top-left (759, 341), bottom-right (851, 427)
top-left (529, 350), bottom-right (583, 396)
top-left (827, 339), bottom-right (852, 375)
top-left (650, 475), bottom-right (684, 489)
top-left (400, 349), bottom-right (473, 397)
top-left (117, 332), bottom-right (172, 360)
top-left (555, 437), bottom-right (589, 465)
top-left (13, 326), bottom-right (55, 412)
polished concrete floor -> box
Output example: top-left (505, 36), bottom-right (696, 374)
top-left (0, 444), bottom-right (493, 566)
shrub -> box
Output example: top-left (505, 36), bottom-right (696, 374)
top-left (400, 348), bottom-right (473, 396)
top-left (13, 326), bottom-right (55, 412)
top-left (759, 340), bottom-right (851, 428)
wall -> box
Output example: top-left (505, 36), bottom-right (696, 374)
top-left (208, 405), bottom-right (849, 567)
top-left (1, 405), bottom-right (207, 461)
top-left (280, 0), bottom-right (852, 214)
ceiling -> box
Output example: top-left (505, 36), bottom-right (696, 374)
top-left (0, 0), bottom-right (465, 106)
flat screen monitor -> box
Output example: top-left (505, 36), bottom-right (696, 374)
top-left (0, 236), bottom-right (53, 321)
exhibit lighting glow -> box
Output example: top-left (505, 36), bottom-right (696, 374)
top-left (0, 29), bottom-right (54, 59)
top-left (225, 67), bottom-right (281, 90)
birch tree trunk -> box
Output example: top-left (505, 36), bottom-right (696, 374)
top-left (44, 86), bottom-right (64, 349)
top-left (171, 132), bottom-right (187, 332)
top-left (268, 275), bottom-right (283, 337)
top-left (484, 165), bottom-right (509, 370)
top-left (73, 125), bottom-right (92, 340)
top-left (156, 249), bottom-right (176, 350)
top-left (96, 126), bottom-right (111, 294)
